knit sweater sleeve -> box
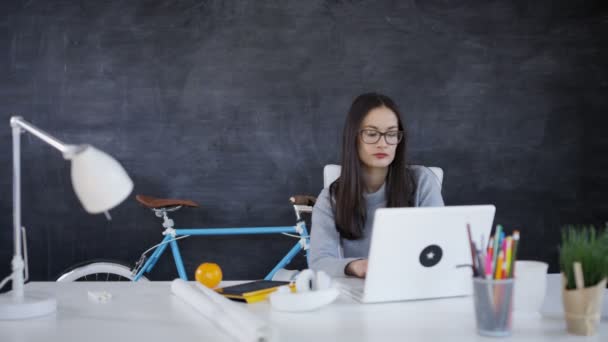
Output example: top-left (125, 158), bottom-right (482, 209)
top-left (308, 188), bottom-right (361, 277)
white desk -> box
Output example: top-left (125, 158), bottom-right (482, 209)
top-left (0, 274), bottom-right (606, 342)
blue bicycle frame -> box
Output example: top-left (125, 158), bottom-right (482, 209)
top-left (133, 221), bottom-right (310, 281)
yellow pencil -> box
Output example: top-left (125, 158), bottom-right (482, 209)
top-left (505, 237), bottom-right (513, 278)
top-left (508, 231), bottom-right (520, 278)
top-left (495, 251), bottom-right (504, 280)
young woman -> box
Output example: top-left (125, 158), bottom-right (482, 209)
top-left (309, 93), bottom-right (444, 278)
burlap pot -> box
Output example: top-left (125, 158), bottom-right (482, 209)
top-left (561, 274), bottom-right (607, 336)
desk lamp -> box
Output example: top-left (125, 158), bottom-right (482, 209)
top-left (0, 116), bottom-right (133, 319)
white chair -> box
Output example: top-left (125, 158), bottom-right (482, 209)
top-left (323, 164), bottom-right (443, 189)
top-left (290, 164), bottom-right (443, 218)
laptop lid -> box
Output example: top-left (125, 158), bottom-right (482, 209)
top-left (362, 205), bottom-right (496, 303)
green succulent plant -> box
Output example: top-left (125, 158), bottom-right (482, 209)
top-left (559, 224), bottom-right (608, 290)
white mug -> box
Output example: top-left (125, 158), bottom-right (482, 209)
top-left (513, 260), bottom-right (549, 314)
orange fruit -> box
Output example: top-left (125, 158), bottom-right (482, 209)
top-left (195, 262), bottom-right (223, 288)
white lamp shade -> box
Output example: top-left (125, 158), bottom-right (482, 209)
top-left (70, 146), bottom-right (133, 214)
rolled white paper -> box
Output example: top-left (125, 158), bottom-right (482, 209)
top-left (171, 279), bottom-right (274, 342)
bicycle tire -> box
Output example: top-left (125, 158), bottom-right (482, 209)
top-left (56, 259), bottom-right (149, 282)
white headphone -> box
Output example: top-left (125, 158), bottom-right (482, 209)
top-left (269, 269), bottom-right (339, 312)
top-left (295, 269), bottom-right (332, 292)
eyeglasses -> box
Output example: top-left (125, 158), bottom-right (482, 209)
top-left (359, 129), bottom-right (404, 145)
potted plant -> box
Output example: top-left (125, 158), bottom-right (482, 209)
top-left (559, 225), bottom-right (608, 336)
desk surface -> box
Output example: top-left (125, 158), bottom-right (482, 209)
top-left (0, 274), bottom-right (606, 342)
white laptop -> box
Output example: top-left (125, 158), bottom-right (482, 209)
top-left (338, 205), bottom-right (496, 303)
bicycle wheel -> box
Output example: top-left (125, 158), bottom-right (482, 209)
top-left (56, 260), bottom-right (149, 282)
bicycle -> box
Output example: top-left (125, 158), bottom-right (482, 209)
top-left (56, 194), bottom-right (316, 282)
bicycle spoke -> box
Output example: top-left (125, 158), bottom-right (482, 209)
top-left (71, 269), bottom-right (143, 282)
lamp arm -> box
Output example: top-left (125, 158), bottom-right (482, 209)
top-left (10, 116), bottom-right (81, 157)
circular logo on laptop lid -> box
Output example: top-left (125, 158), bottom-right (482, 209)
top-left (419, 244), bottom-right (443, 267)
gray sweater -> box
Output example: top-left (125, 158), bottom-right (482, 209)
top-left (309, 166), bottom-right (445, 277)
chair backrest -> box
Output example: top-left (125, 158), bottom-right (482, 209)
top-left (323, 164), bottom-right (443, 189)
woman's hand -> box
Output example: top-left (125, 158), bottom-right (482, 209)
top-left (345, 259), bottom-right (368, 278)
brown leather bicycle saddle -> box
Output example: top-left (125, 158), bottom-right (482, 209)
top-left (136, 194), bottom-right (199, 209)
top-left (289, 195), bottom-right (317, 206)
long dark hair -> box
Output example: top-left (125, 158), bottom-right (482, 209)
top-left (330, 92), bottom-right (414, 240)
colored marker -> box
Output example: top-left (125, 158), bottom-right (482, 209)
top-left (492, 225), bottom-right (503, 278)
top-left (485, 251), bottom-right (493, 278)
top-left (487, 237), bottom-right (494, 275)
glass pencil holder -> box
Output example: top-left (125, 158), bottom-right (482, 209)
top-left (472, 277), bottom-right (515, 337)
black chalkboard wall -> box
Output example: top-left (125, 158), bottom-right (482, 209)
top-left (1, 0), bottom-right (607, 282)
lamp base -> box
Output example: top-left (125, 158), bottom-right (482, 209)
top-left (0, 291), bottom-right (57, 320)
